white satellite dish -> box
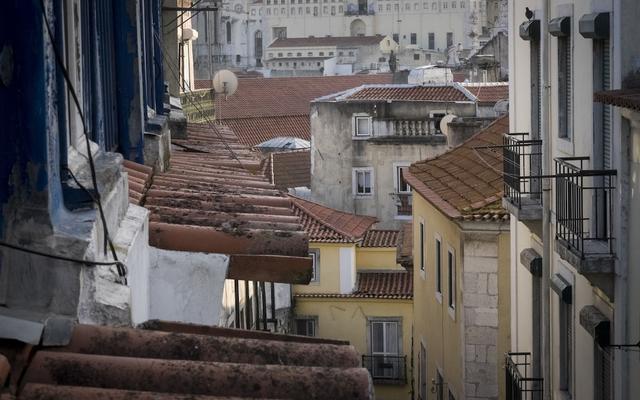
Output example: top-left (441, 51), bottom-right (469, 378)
top-left (212, 69), bottom-right (239, 98)
top-left (439, 114), bottom-right (457, 136)
top-left (493, 99), bottom-right (509, 115)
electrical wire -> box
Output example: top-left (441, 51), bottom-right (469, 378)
top-left (37, 0), bottom-right (126, 280)
top-left (154, 30), bottom-right (248, 170)
top-left (163, 0), bottom-right (203, 28)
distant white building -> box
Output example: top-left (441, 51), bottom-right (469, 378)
top-left (191, 0), bottom-right (507, 77)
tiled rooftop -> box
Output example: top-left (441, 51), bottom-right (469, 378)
top-left (462, 82), bottom-right (509, 104)
top-left (296, 271), bottom-right (413, 300)
top-left (404, 115), bottom-right (510, 221)
top-left (318, 83), bottom-right (479, 103)
top-left (359, 230), bottom-right (400, 248)
top-left (268, 35), bottom-right (385, 48)
top-left (142, 123), bottom-right (312, 284)
top-left (594, 88), bottom-right (640, 112)
top-left (223, 115), bottom-right (311, 147)
top-left (291, 196), bottom-right (377, 243)
top-left (1, 322), bottom-right (373, 399)
top-left (270, 150), bottom-right (311, 189)
top-left (214, 75), bottom-right (393, 120)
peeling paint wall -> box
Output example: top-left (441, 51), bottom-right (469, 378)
top-left (149, 247), bottom-right (229, 326)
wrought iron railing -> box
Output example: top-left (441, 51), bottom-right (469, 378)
top-left (505, 352), bottom-right (543, 400)
top-left (362, 355), bottom-right (406, 384)
top-left (503, 133), bottom-right (542, 208)
top-left (554, 157), bottom-right (616, 258)
top-left (396, 193), bottom-right (412, 216)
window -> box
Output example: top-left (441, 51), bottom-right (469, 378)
top-left (226, 21), bottom-right (232, 43)
top-left (558, 34), bottom-right (572, 138)
top-left (255, 31), bottom-right (263, 59)
top-left (339, 5), bottom-right (343, 12)
top-left (442, 1), bottom-right (447, 8)
top-left (278, 52), bottom-right (283, 57)
top-left (460, 0), bottom-right (465, 8)
top-left (369, 319), bottom-right (401, 379)
top-left (396, 165), bottom-right (410, 193)
top-left (329, 51), bottom-right (334, 56)
top-left (296, 318), bottom-right (317, 336)
top-left (447, 248), bottom-right (455, 310)
top-left (353, 168), bottom-right (374, 196)
top-left (419, 344), bottom-right (427, 400)
top-left (354, 115), bottom-right (372, 137)
top-left (309, 249), bottom-right (320, 282)
top-left (387, 4), bottom-right (391, 11)
top-left (423, 2), bottom-right (428, 9)
top-left (410, 33), bottom-right (417, 44)
top-left (287, 52), bottom-right (293, 56)
top-left (348, 51), bottom-right (354, 56)
top-left (594, 343), bottom-right (612, 400)
top-left (331, 5), bottom-right (336, 14)
top-left (428, 32), bottom-right (435, 49)
top-left (297, 52), bottom-right (302, 56)
top-left (413, 54), bottom-right (420, 60)
top-left (451, 1), bottom-right (455, 8)
top-left (291, 6), bottom-right (295, 13)
top-left (273, 26), bottom-right (287, 39)
top-left (393, 33), bottom-right (399, 43)
top-left (236, 54), bottom-right (241, 64)
top-left (319, 51), bottom-right (324, 56)
top-left (530, 36), bottom-right (541, 139)
top-left (435, 238), bottom-right (442, 295)
top-left (405, 3), bottom-right (410, 9)
top-left (419, 222), bottom-right (425, 272)
top-left (432, 1), bottom-right (437, 10)
top-left (436, 370), bottom-right (444, 400)
top-left (308, 51), bottom-right (313, 56)
top-left (313, 6), bottom-right (318, 15)
top-left (559, 299), bottom-right (573, 394)
top-left (446, 32), bottom-right (453, 47)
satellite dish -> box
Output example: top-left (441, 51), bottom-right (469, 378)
top-left (439, 114), bottom-right (457, 136)
top-left (493, 99), bottom-right (509, 115)
top-left (213, 70), bottom-right (238, 98)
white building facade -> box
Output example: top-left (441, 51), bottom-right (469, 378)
top-left (191, 0), bottom-right (506, 76)
top-left (506, 0), bottom-right (640, 399)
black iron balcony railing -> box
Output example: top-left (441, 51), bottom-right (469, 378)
top-left (505, 352), bottom-right (543, 400)
top-left (396, 193), bottom-right (412, 216)
top-left (554, 157), bottom-right (616, 258)
top-left (362, 354), bottom-right (406, 384)
top-left (503, 133), bottom-right (542, 208)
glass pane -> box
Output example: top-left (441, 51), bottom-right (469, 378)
top-left (357, 118), bottom-right (370, 135)
top-left (371, 322), bottom-right (384, 353)
top-left (357, 171), bottom-right (365, 193)
top-left (296, 319), bottom-right (308, 335)
top-left (364, 171), bottom-right (371, 193)
top-left (385, 322), bottom-right (398, 354)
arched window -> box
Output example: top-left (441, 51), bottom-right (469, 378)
top-left (226, 21), bottom-right (231, 43)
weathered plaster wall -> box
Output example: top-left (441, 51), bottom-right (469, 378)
top-left (149, 247), bottom-right (229, 326)
top-left (294, 243), bottom-right (354, 295)
top-left (356, 247), bottom-right (402, 270)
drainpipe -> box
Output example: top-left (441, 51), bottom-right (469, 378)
top-left (540, 0), bottom-right (552, 397)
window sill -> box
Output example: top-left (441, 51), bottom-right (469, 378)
top-left (435, 292), bottom-right (442, 304)
top-left (419, 269), bottom-right (426, 280)
top-left (448, 305), bottom-right (456, 321)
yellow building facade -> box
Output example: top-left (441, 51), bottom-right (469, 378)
top-left (290, 197), bottom-right (413, 400)
top-left (404, 116), bottom-right (511, 400)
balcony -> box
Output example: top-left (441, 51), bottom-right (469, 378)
top-left (394, 193), bottom-right (412, 217)
top-left (368, 118), bottom-right (447, 144)
top-left (502, 133), bottom-right (543, 221)
top-left (362, 355), bottom-right (406, 385)
top-left (554, 157), bottom-right (616, 286)
top-left (505, 352), bottom-right (543, 400)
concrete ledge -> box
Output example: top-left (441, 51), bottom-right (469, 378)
top-left (144, 115), bottom-right (172, 172)
top-left (367, 134), bottom-right (447, 145)
top-left (550, 273), bottom-right (572, 304)
top-left (555, 239), bottom-right (615, 274)
top-left (579, 305), bottom-right (610, 347)
top-left (520, 248), bottom-right (542, 277)
top-left (502, 197), bottom-right (542, 221)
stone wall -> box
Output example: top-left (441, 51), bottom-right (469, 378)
top-left (463, 235), bottom-right (500, 400)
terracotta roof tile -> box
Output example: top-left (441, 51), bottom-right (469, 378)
top-left (333, 84), bottom-right (474, 102)
top-left (359, 230), bottom-right (399, 248)
top-left (270, 150), bottom-right (311, 189)
top-left (269, 35), bottom-right (385, 48)
top-left (290, 196), bottom-right (377, 243)
top-left (296, 271), bottom-right (413, 299)
top-left (3, 322), bottom-right (373, 399)
top-left (123, 160), bottom-right (153, 205)
top-left (396, 223), bottom-right (413, 269)
top-left (594, 88), bottom-right (640, 112)
top-left (462, 83), bottom-right (509, 104)
top-left (142, 123), bottom-right (312, 284)
top-left (406, 115), bottom-right (510, 221)
top-left (223, 115), bottom-right (310, 147)
top-left (215, 75), bottom-right (393, 120)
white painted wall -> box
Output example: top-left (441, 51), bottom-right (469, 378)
top-left (149, 247), bottom-right (229, 326)
top-left (339, 246), bottom-right (356, 294)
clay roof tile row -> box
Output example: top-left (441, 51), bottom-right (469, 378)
top-left (359, 230), bottom-right (399, 248)
top-left (295, 271), bottom-right (413, 300)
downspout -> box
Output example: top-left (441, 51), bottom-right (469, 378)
top-left (540, 0), bottom-right (552, 398)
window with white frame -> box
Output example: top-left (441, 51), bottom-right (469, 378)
top-left (296, 317), bottom-right (317, 336)
top-left (353, 168), bottom-right (374, 196)
top-left (353, 115), bottom-right (372, 137)
top-left (309, 249), bottom-right (320, 282)
top-left (448, 248), bottom-right (456, 310)
top-left (369, 318), bottom-right (401, 379)
top-left (395, 165), bottom-right (410, 193)
top-left (435, 237), bottom-right (442, 296)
